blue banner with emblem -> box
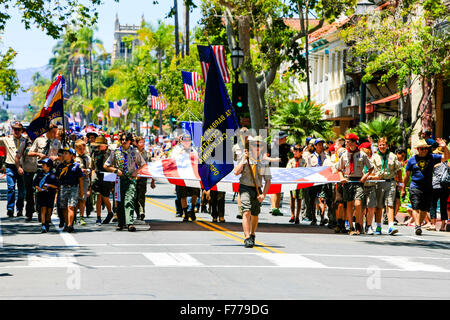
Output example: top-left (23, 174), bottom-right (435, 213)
top-left (198, 45), bottom-right (239, 191)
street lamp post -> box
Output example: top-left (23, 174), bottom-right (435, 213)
top-left (231, 46), bottom-right (245, 83)
top-left (231, 46), bottom-right (245, 126)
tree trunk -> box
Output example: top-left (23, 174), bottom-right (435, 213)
top-left (184, 0), bottom-right (189, 56)
top-left (84, 59), bottom-right (89, 99)
top-left (89, 50), bottom-right (93, 99)
top-left (174, 0), bottom-right (180, 59)
top-left (298, 0), bottom-right (311, 101)
top-left (238, 15), bottom-right (264, 129)
top-left (420, 77), bottom-right (433, 132)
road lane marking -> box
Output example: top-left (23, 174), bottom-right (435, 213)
top-left (27, 253), bottom-right (77, 268)
top-left (378, 256), bottom-right (450, 273)
top-left (259, 253), bottom-right (328, 268)
top-left (142, 253), bottom-right (203, 266)
top-left (194, 220), bottom-right (272, 254)
top-left (146, 197), bottom-right (281, 254)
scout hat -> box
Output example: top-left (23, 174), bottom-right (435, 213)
top-left (86, 131), bottom-right (98, 138)
top-left (345, 133), bottom-right (359, 142)
top-left (416, 140), bottom-right (429, 149)
top-left (91, 135), bottom-right (108, 146)
top-left (358, 142), bottom-right (371, 150)
top-left (11, 121), bottom-right (24, 131)
top-left (249, 136), bottom-right (265, 144)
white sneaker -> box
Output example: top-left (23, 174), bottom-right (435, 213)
top-left (366, 226), bottom-right (374, 235)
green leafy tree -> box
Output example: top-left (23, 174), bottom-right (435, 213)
top-left (201, 0), bottom-right (356, 129)
top-left (271, 99), bottom-right (333, 144)
top-left (0, 46), bottom-right (20, 99)
top-left (341, 0), bottom-right (450, 147)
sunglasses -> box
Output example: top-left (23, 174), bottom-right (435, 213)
top-left (294, 148), bottom-right (302, 151)
top-left (418, 147), bottom-right (428, 151)
top-left (13, 128), bottom-right (22, 132)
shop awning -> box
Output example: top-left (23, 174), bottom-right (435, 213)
top-left (361, 88), bottom-right (412, 114)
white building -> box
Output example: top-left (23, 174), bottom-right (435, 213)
top-left (111, 14), bottom-right (144, 63)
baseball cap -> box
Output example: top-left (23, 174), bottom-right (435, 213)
top-left (314, 138), bottom-right (325, 145)
top-left (277, 131), bottom-right (288, 139)
top-left (60, 147), bottom-right (76, 155)
top-left (39, 158), bottom-right (53, 167)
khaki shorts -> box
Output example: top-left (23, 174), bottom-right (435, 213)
top-left (375, 180), bottom-right (397, 208)
top-left (239, 184), bottom-right (262, 216)
top-left (363, 185), bottom-right (377, 209)
top-left (343, 180), bottom-right (365, 202)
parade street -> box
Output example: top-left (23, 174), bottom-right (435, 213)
top-left (0, 181), bottom-right (449, 300)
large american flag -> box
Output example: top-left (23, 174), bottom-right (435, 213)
top-left (149, 85), bottom-right (167, 110)
top-left (197, 45), bottom-right (230, 83)
top-left (181, 71), bottom-right (203, 102)
top-left (137, 153), bottom-right (341, 194)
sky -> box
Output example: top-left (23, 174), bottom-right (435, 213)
top-left (0, 0), bottom-right (204, 70)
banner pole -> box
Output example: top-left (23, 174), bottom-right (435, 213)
top-left (61, 76), bottom-right (67, 148)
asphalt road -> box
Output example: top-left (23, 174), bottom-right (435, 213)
top-left (0, 181), bottom-right (449, 300)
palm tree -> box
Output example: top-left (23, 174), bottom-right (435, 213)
top-left (71, 27), bottom-right (103, 100)
top-left (350, 117), bottom-right (410, 148)
top-left (271, 99), bottom-right (333, 144)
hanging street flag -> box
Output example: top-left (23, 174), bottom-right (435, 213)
top-left (118, 99), bottom-right (129, 117)
top-left (108, 100), bottom-right (121, 118)
top-left (149, 85), bottom-right (167, 110)
top-left (181, 71), bottom-right (203, 102)
top-left (98, 110), bottom-right (104, 119)
top-left (197, 45), bottom-right (230, 83)
top-left (75, 112), bottom-right (82, 123)
top-left (197, 45), bottom-right (239, 191)
top-left (137, 153), bottom-right (341, 194)
top-left (26, 74), bottom-right (65, 140)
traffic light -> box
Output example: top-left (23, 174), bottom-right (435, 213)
top-left (28, 104), bottom-right (33, 112)
top-left (232, 82), bottom-right (248, 122)
top-left (169, 114), bottom-right (177, 130)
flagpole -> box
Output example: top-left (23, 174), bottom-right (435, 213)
top-left (61, 75), bottom-right (67, 148)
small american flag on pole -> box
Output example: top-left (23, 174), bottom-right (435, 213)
top-left (181, 71), bottom-right (203, 102)
top-left (149, 85), bottom-right (167, 110)
top-left (197, 45), bottom-right (230, 83)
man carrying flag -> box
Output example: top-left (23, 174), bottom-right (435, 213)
top-left (198, 44), bottom-right (269, 247)
top-left (234, 136), bottom-right (271, 248)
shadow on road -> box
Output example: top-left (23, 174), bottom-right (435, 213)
top-left (148, 219), bottom-right (334, 235)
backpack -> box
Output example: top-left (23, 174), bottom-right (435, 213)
top-left (440, 163), bottom-right (450, 189)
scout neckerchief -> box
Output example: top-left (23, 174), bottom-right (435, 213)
top-left (115, 146), bottom-right (128, 174)
top-left (14, 136), bottom-right (20, 150)
top-left (39, 171), bottom-right (51, 189)
top-left (346, 147), bottom-right (358, 174)
top-left (377, 150), bottom-right (389, 173)
top-left (314, 152), bottom-right (322, 166)
top-left (59, 160), bottom-right (73, 180)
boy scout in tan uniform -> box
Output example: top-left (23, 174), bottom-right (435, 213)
top-left (234, 136), bottom-right (271, 248)
top-left (371, 137), bottom-right (402, 235)
top-left (0, 121), bottom-right (27, 217)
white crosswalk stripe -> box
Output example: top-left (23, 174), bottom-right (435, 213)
top-left (259, 253), bottom-right (327, 268)
top-left (143, 252), bottom-right (203, 266)
top-left (378, 256), bottom-right (450, 273)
